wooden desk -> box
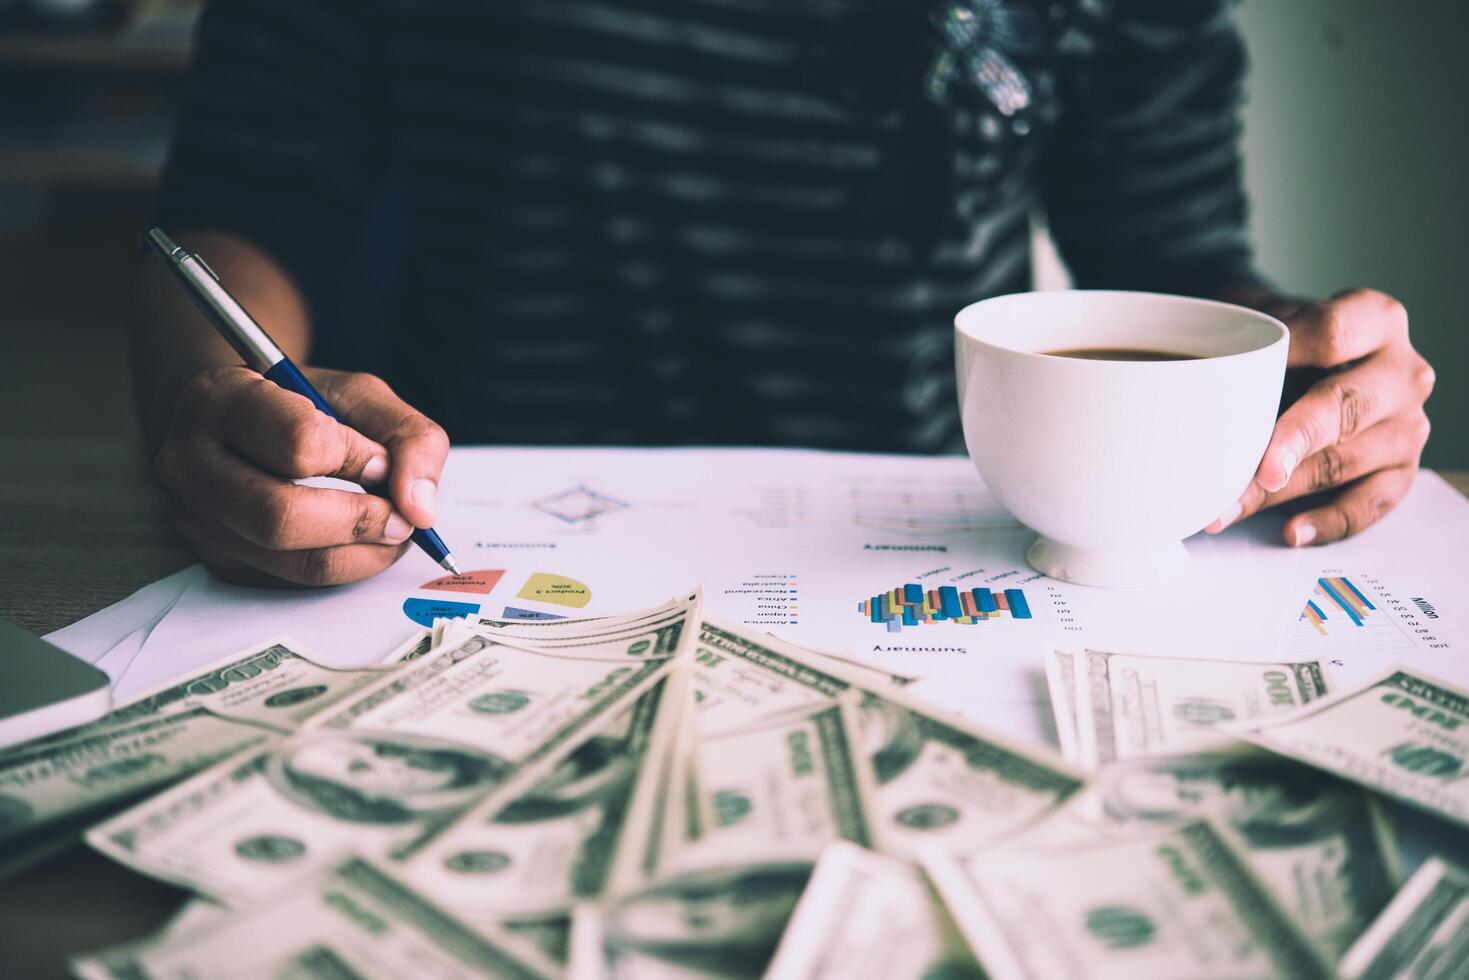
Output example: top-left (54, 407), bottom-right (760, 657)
top-left (0, 436), bottom-right (192, 979)
top-left (0, 433), bottom-right (1465, 977)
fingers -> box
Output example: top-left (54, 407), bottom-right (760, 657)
top-left (178, 367), bottom-right (391, 485)
top-left (1203, 287), bottom-right (1428, 546)
top-left (1251, 347), bottom-right (1433, 494)
top-left (1208, 411), bottom-right (1430, 531)
top-left (170, 507), bottom-right (409, 587)
top-left (156, 438), bottom-right (414, 551)
top-left (1281, 465), bottom-right (1417, 548)
top-left (155, 364), bottom-right (436, 588)
top-left (310, 369), bottom-right (450, 528)
top-left (1284, 288), bottom-right (1409, 369)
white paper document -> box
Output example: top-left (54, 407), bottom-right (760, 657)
top-left (61, 448), bottom-right (1463, 750)
top-left (44, 565), bottom-right (202, 667)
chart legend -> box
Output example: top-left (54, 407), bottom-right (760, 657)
top-left (858, 583), bottom-right (1033, 633)
top-left (721, 574), bottom-right (799, 627)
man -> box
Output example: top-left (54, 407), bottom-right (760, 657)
top-left (134, 0), bottom-right (1434, 587)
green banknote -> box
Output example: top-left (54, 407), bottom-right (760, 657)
top-left (693, 618), bottom-right (1083, 856)
top-left (1041, 745), bottom-right (1402, 958)
top-left (1338, 856), bottom-right (1469, 980)
top-left (0, 638), bottom-right (387, 871)
top-left (1073, 648), bottom-right (1332, 768)
top-left (691, 695), bottom-right (879, 861)
top-left (72, 854), bottom-right (559, 980)
top-left (594, 860), bottom-right (815, 979)
top-left (472, 593), bottom-right (698, 652)
top-left (400, 665), bottom-right (688, 927)
top-left (923, 820), bottom-right (1333, 980)
top-left (765, 841), bottom-right (982, 980)
top-left (87, 612), bottom-right (690, 905)
top-left (1244, 666), bottom-right (1469, 831)
top-left (1043, 649), bottom-right (1081, 762)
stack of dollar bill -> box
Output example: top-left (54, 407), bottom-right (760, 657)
top-left (3, 590), bottom-right (1467, 979)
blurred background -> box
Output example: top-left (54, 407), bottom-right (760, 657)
top-left (0, 0), bottom-right (1463, 465)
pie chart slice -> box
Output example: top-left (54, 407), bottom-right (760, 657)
top-left (403, 597), bottom-right (483, 627)
top-left (498, 606), bottom-right (565, 622)
top-left (418, 570), bottom-right (505, 595)
top-left (515, 573), bottom-right (592, 609)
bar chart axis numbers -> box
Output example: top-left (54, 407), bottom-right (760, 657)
top-left (1043, 584), bottom-right (1082, 633)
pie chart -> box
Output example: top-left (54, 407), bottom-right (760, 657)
top-left (401, 569), bottom-right (593, 627)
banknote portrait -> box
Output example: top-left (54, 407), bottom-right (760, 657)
top-left (267, 731), bottom-right (511, 825)
top-left (606, 863), bottom-right (812, 973)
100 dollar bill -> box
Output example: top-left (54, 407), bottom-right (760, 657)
top-left (922, 820), bottom-right (1332, 980)
top-left (34, 636), bottom-right (395, 745)
top-left (595, 860), bottom-right (815, 979)
top-left (765, 841), bottom-right (981, 980)
top-left (0, 638), bottom-right (384, 866)
top-left (1043, 650), bottom-right (1081, 762)
top-left (73, 854), bottom-right (558, 980)
top-left (399, 664), bottom-right (689, 927)
top-left (1074, 648), bottom-right (1332, 768)
top-left (1244, 665), bottom-right (1469, 831)
top-left (87, 606), bottom-right (694, 904)
top-left (694, 619), bottom-right (1082, 856)
top-left (690, 695), bottom-right (879, 861)
top-left (1039, 745), bottom-right (1402, 958)
top-left (1338, 856), bottom-right (1469, 980)
top-left (472, 594), bottom-right (695, 650)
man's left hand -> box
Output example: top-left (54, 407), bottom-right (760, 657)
top-left (1206, 288), bottom-right (1434, 546)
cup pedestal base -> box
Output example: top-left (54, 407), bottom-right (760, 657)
top-left (1026, 535), bottom-right (1190, 588)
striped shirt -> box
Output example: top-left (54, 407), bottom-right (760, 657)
top-left (158, 0), bottom-right (1261, 452)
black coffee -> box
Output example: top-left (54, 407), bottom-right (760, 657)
top-left (1042, 347), bottom-right (1202, 361)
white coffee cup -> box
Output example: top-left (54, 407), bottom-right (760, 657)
top-left (954, 290), bottom-right (1288, 587)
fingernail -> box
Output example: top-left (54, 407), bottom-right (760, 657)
top-left (362, 455), bottom-right (389, 483)
top-left (1213, 500), bottom-right (1244, 531)
top-left (383, 512), bottom-right (412, 543)
top-left (1291, 522), bottom-right (1317, 547)
top-left (411, 478), bottom-right (438, 518)
top-left (1265, 450), bottom-right (1298, 493)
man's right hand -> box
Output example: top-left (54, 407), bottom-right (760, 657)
top-left (153, 365), bottom-right (450, 587)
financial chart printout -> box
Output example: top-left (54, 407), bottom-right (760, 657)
top-left (1287, 567), bottom-right (1457, 691)
top-left (80, 449), bottom-right (1467, 746)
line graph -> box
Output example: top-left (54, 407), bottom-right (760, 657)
top-left (846, 484), bottom-right (1020, 536)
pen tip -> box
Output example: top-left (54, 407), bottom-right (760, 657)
top-left (440, 555), bottom-right (461, 575)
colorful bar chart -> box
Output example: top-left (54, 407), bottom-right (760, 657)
top-left (1300, 575), bottom-right (1375, 635)
top-left (858, 583), bottom-right (1033, 633)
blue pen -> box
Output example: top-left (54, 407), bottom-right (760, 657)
top-left (146, 227), bottom-right (460, 574)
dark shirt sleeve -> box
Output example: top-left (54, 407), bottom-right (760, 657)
top-left (156, 0), bottom-right (383, 313)
top-left (1042, 0), bottom-right (1266, 295)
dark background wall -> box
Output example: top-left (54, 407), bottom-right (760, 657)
top-left (1238, 0), bottom-right (1468, 465)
